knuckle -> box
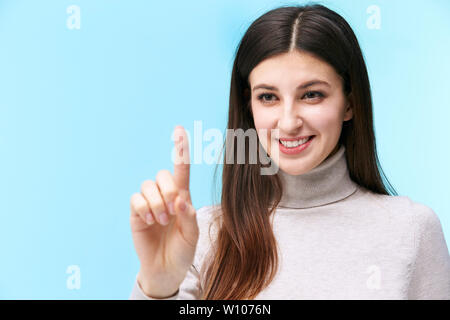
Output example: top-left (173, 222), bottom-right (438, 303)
top-left (130, 192), bottom-right (140, 204)
top-left (155, 171), bottom-right (177, 198)
top-left (156, 169), bottom-right (171, 181)
top-left (149, 200), bottom-right (165, 214)
top-left (135, 203), bottom-right (148, 216)
top-left (141, 179), bottom-right (155, 192)
top-left (130, 193), bottom-right (147, 215)
top-left (163, 189), bottom-right (178, 202)
top-left (130, 193), bottom-right (141, 208)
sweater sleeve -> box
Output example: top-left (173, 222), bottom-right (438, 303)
top-left (129, 263), bottom-right (201, 300)
top-left (407, 203), bottom-right (450, 299)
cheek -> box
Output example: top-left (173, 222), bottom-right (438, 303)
top-left (251, 106), bottom-right (277, 131)
top-left (312, 101), bottom-right (346, 135)
top-left (251, 107), bottom-right (277, 153)
top-left (312, 111), bottom-right (341, 133)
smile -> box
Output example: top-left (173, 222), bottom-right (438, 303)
top-left (278, 136), bottom-right (315, 155)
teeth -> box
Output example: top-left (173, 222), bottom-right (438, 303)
top-left (280, 137), bottom-right (311, 148)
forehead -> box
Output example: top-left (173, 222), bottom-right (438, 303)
top-left (249, 50), bottom-right (341, 87)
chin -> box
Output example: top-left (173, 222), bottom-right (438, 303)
top-left (278, 163), bottom-right (312, 176)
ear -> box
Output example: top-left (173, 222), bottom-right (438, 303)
top-left (344, 103), bottom-right (353, 121)
top-left (343, 92), bottom-right (353, 122)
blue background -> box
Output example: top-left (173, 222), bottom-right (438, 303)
top-left (0, 0), bottom-right (449, 299)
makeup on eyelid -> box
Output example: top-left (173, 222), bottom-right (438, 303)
top-left (256, 91), bottom-right (325, 104)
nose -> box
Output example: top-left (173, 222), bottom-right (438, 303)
top-left (277, 103), bottom-right (303, 134)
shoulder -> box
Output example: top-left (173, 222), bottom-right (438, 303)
top-left (401, 198), bottom-right (446, 248)
top-left (366, 196), bottom-right (450, 299)
top-left (357, 187), bottom-right (432, 216)
top-left (358, 188), bottom-right (444, 239)
top-left (370, 190), bottom-right (439, 221)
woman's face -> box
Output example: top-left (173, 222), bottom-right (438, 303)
top-left (249, 50), bottom-right (352, 176)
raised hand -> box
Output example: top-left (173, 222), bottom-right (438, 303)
top-left (130, 125), bottom-right (199, 298)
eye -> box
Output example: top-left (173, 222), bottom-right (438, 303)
top-left (302, 91), bottom-right (324, 100)
top-left (255, 90), bottom-right (325, 105)
top-left (257, 93), bottom-right (277, 104)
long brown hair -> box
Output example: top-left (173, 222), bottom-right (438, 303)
top-left (201, 3), bottom-right (397, 300)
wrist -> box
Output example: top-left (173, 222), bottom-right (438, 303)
top-left (137, 270), bottom-right (179, 299)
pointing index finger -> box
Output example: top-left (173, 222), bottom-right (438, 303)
top-left (172, 125), bottom-right (190, 193)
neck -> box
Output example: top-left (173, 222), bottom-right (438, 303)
top-left (275, 144), bottom-right (358, 209)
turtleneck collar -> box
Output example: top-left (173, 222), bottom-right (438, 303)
top-left (275, 144), bottom-right (359, 209)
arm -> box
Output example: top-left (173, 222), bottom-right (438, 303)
top-left (408, 203), bottom-right (450, 299)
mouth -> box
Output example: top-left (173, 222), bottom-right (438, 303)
top-left (278, 135), bottom-right (315, 148)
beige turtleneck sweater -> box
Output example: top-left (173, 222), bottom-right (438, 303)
top-left (129, 145), bottom-right (450, 299)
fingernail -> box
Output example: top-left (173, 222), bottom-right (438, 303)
top-left (159, 212), bottom-right (169, 225)
top-left (145, 213), bottom-right (154, 225)
top-left (168, 202), bottom-right (175, 215)
top-left (179, 200), bottom-right (186, 212)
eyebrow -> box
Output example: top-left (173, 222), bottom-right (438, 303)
top-left (252, 80), bottom-right (331, 92)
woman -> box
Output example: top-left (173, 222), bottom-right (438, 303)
top-left (129, 4), bottom-right (450, 299)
